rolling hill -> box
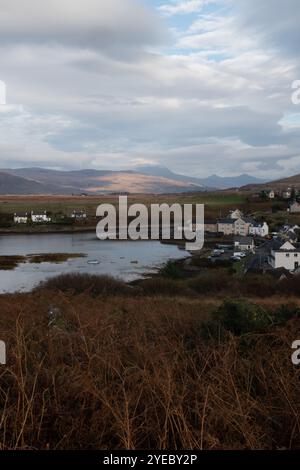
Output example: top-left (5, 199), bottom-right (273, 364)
top-left (0, 166), bottom-right (268, 195)
top-left (241, 173), bottom-right (300, 191)
top-left (0, 172), bottom-right (69, 195)
top-left (0, 168), bottom-right (207, 195)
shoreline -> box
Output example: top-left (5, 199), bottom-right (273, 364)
top-left (0, 225), bottom-right (97, 235)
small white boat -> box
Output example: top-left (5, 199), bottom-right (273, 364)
top-left (87, 260), bottom-right (100, 265)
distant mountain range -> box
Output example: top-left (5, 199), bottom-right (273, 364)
top-left (135, 166), bottom-right (266, 189)
top-left (0, 166), bottom-right (267, 195)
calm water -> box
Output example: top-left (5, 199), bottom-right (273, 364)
top-left (0, 232), bottom-right (188, 293)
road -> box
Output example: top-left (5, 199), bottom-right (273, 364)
top-left (245, 240), bottom-right (271, 272)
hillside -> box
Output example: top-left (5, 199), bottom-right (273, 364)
top-left (241, 173), bottom-right (300, 191)
top-left (0, 166), bottom-right (268, 195)
top-left (0, 172), bottom-right (70, 195)
top-left (0, 168), bottom-right (208, 195)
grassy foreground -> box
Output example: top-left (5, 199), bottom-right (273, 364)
top-left (0, 275), bottom-right (299, 450)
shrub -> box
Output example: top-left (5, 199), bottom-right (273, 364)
top-left (272, 203), bottom-right (285, 213)
top-left (160, 260), bottom-right (183, 279)
top-left (273, 303), bottom-right (300, 324)
top-left (192, 258), bottom-right (233, 269)
top-left (188, 272), bottom-right (233, 294)
top-left (36, 273), bottom-right (136, 297)
top-left (241, 275), bottom-right (277, 297)
top-left (190, 257), bottom-right (211, 268)
top-left (140, 277), bottom-right (192, 297)
top-left (212, 259), bottom-right (233, 268)
top-left (203, 298), bottom-right (272, 337)
top-left (281, 276), bottom-right (300, 296)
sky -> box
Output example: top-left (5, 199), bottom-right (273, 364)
top-left (0, 0), bottom-right (300, 178)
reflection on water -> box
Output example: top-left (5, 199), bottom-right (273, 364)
top-left (0, 232), bottom-right (188, 293)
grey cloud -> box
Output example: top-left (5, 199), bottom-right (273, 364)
top-left (0, 0), bottom-right (300, 180)
top-left (234, 0), bottom-right (300, 57)
top-left (0, 0), bottom-right (166, 56)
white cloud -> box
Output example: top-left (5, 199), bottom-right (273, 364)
top-left (159, 0), bottom-right (213, 16)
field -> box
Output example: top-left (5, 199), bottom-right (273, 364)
top-left (0, 279), bottom-right (300, 450)
top-left (0, 191), bottom-right (278, 221)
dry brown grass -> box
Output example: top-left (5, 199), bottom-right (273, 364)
top-left (0, 289), bottom-right (299, 450)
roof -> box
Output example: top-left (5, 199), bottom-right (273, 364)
top-left (269, 268), bottom-right (294, 280)
top-left (234, 236), bottom-right (254, 245)
top-left (218, 218), bottom-right (236, 224)
top-left (249, 220), bottom-right (267, 227)
top-left (229, 209), bottom-right (243, 215)
top-left (243, 216), bottom-right (256, 224)
top-left (14, 212), bottom-right (28, 217)
top-left (286, 230), bottom-right (298, 241)
top-left (204, 219), bottom-right (217, 224)
top-left (271, 240), bottom-right (300, 253)
top-left (269, 238), bottom-right (285, 250)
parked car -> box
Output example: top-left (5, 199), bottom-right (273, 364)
top-left (212, 249), bottom-right (224, 256)
top-left (233, 251), bottom-right (244, 258)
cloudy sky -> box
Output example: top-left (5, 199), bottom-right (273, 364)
top-left (0, 0), bottom-right (299, 178)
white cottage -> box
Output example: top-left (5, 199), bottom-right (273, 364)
top-left (31, 211), bottom-right (51, 223)
top-left (71, 210), bottom-right (87, 220)
top-left (14, 212), bottom-right (28, 224)
top-left (249, 221), bottom-right (269, 237)
top-left (234, 236), bottom-right (255, 252)
top-left (268, 241), bottom-right (300, 271)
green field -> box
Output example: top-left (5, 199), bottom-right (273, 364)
top-left (0, 191), bottom-right (250, 216)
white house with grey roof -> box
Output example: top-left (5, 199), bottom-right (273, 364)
top-left (71, 210), bottom-right (87, 220)
top-left (234, 236), bottom-right (255, 252)
top-left (268, 241), bottom-right (300, 271)
top-left (14, 212), bottom-right (28, 224)
top-left (31, 211), bottom-right (51, 223)
top-left (249, 221), bottom-right (269, 237)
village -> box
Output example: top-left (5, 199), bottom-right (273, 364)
top-left (13, 209), bottom-right (87, 225)
top-left (3, 186), bottom-right (300, 279)
top-left (201, 204), bottom-right (300, 277)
